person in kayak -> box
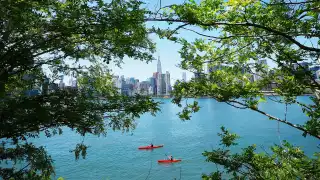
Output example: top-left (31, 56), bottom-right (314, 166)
top-left (168, 155), bottom-right (173, 161)
top-left (150, 143), bottom-right (153, 147)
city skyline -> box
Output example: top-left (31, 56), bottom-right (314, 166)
top-left (108, 0), bottom-right (193, 82)
top-left (110, 55), bottom-right (190, 84)
top-left (111, 56), bottom-right (174, 96)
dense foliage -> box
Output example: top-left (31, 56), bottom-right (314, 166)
top-left (1, 0), bottom-right (320, 179)
top-left (0, 0), bottom-right (160, 179)
top-left (149, 0), bottom-right (320, 179)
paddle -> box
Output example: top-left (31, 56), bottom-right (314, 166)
top-left (165, 154), bottom-right (172, 160)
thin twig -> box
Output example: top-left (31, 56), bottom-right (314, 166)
top-left (168, 23), bottom-right (189, 38)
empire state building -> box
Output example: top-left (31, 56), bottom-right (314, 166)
top-left (157, 56), bottom-right (162, 73)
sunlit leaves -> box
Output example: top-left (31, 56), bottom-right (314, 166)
top-left (0, 0), bottom-right (160, 179)
top-left (151, 0), bottom-right (320, 179)
top-left (158, 0), bottom-right (320, 137)
top-left (218, 126), bottom-right (239, 147)
top-left (70, 143), bottom-right (89, 160)
top-left (202, 129), bottom-right (320, 179)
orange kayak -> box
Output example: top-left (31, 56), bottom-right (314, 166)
top-left (138, 145), bottom-right (163, 150)
top-left (158, 159), bottom-right (181, 163)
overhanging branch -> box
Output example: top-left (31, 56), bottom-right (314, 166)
top-left (145, 18), bottom-right (320, 53)
top-left (228, 100), bottom-right (320, 139)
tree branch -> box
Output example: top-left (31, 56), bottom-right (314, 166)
top-left (225, 101), bottom-right (248, 109)
top-left (261, 0), bottom-right (318, 5)
top-left (227, 100), bottom-right (320, 139)
top-left (168, 23), bottom-right (189, 38)
top-left (181, 27), bottom-right (276, 40)
top-left (145, 18), bottom-right (320, 53)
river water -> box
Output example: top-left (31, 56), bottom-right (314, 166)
top-left (33, 96), bottom-right (319, 180)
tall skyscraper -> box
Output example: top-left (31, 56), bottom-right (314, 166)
top-left (182, 72), bottom-right (187, 82)
top-left (157, 56), bottom-right (162, 73)
top-left (157, 73), bottom-right (162, 95)
top-left (125, 78), bottom-right (130, 84)
top-left (161, 74), bottom-right (166, 94)
top-left (148, 77), bottom-right (156, 95)
top-left (156, 56), bottom-right (162, 95)
top-left (165, 71), bottom-right (171, 95)
top-left (129, 77), bottom-right (135, 84)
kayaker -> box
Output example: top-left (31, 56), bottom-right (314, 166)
top-left (150, 143), bottom-right (153, 147)
top-left (168, 155), bottom-right (173, 161)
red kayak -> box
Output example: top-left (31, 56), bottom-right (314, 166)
top-left (138, 145), bottom-right (164, 150)
top-left (158, 159), bottom-right (182, 163)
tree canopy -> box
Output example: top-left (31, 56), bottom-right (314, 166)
top-left (0, 0), bottom-right (159, 179)
top-left (1, 0), bottom-right (320, 179)
top-left (148, 0), bottom-right (320, 179)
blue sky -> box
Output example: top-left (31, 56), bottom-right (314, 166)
top-left (63, 0), bottom-right (319, 84)
top-left (109, 0), bottom-right (196, 82)
top-left (108, 0), bottom-right (319, 83)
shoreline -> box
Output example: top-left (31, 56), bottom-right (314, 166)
top-left (150, 93), bottom-right (315, 98)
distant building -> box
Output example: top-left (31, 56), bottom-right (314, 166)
top-left (112, 75), bottom-right (122, 94)
top-left (112, 75), bottom-right (118, 86)
top-left (148, 86), bottom-right (154, 95)
top-left (161, 74), bottom-right (166, 94)
top-left (153, 72), bottom-right (159, 79)
top-left (133, 81), bottom-right (140, 95)
top-left (157, 56), bottom-right (162, 73)
top-left (139, 81), bottom-right (150, 95)
top-left (156, 57), bottom-right (163, 95)
top-left (153, 72), bottom-right (159, 95)
top-left (121, 84), bottom-right (134, 96)
top-left (165, 71), bottom-right (171, 95)
top-left (116, 56), bottom-right (173, 96)
top-left (293, 61), bottom-right (309, 70)
top-left (125, 78), bottom-right (130, 84)
top-left (148, 77), bottom-right (156, 95)
top-left (129, 77), bottom-right (135, 85)
top-left (182, 72), bottom-right (187, 82)
top-left (309, 65), bottom-right (320, 79)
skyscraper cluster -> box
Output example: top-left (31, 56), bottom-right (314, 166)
top-left (203, 60), bottom-right (320, 91)
top-left (112, 56), bottom-right (172, 96)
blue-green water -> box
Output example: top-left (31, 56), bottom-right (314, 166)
top-left (33, 97), bottom-right (318, 180)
